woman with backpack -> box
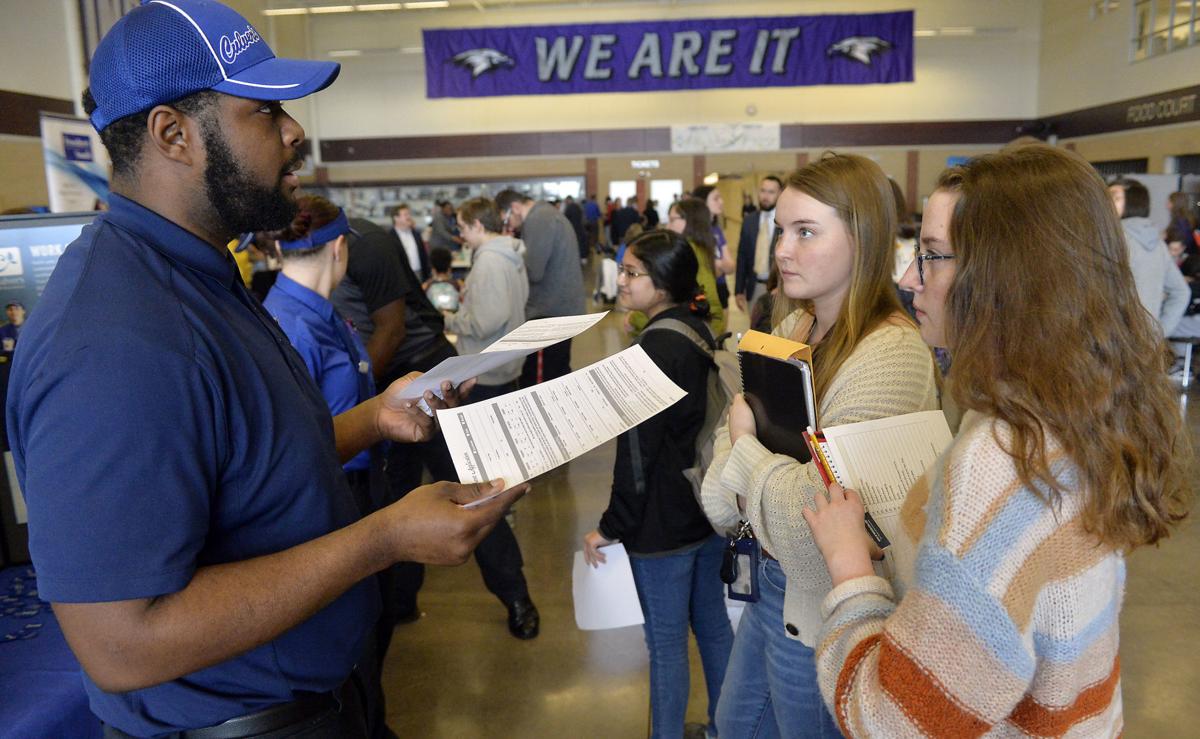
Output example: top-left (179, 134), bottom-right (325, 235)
top-left (582, 230), bottom-right (733, 739)
top-left (700, 154), bottom-right (940, 738)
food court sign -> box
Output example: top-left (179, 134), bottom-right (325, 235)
top-left (423, 11), bottom-right (913, 99)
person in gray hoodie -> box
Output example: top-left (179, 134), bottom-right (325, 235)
top-left (440, 196), bottom-right (540, 640)
top-left (444, 197), bottom-right (530, 397)
top-left (1114, 179), bottom-right (1190, 337)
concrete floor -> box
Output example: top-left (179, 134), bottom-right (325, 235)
top-left (383, 301), bottom-right (1200, 738)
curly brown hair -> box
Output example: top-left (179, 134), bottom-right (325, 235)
top-left (939, 144), bottom-right (1192, 550)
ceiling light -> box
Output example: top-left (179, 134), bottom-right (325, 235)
top-left (400, 46), bottom-right (425, 53)
top-left (356, 3), bottom-right (403, 9)
top-left (404, 0), bottom-right (449, 8)
top-left (913, 29), bottom-right (937, 37)
top-left (703, 172), bottom-right (719, 186)
top-left (939, 27), bottom-right (977, 36)
top-left (263, 7), bottom-right (309, 15)
top-left (329, 49), bottom-right (364, 57)
top-left (310, 4), bottom-right (355, 12)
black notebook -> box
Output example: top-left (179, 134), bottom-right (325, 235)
top-left (737, 330), bottom-right (816, 463)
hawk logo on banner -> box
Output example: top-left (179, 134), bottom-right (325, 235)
top-left (452, 48), bottom-right (516, 78)
top-left (826, 36), bottom-right (892, 65)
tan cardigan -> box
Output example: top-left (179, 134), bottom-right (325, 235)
top-left (700, 310), bottom-right (939, 646)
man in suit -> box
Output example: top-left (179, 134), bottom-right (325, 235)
top-left (391, 203), bottom-right (430, 283)
top-left (735, 175), bottom-right (783, 312)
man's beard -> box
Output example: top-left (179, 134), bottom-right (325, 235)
top-left (201, 120), bottom-right (300, 235)
top-left (759, 200), bottom-right (776, 211)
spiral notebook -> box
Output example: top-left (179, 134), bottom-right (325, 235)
top-left (802, 411), bottom-right (954, 586)
top-left (736, 330), bottom-right (816, 463)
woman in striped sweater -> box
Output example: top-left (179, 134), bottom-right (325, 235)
top-left (804, 144), bottom-right (1193, 737)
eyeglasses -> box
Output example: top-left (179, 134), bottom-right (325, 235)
top-left (617, 264), bottom-right (650, 280)
top-left (912, 245), bottom-right (956, 285)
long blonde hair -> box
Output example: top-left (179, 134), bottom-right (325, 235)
top-left (772, 153), bottom-right (910, 401)
top-left (940, 144), bottom-right (1192, 550)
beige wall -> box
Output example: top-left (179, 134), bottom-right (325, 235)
top-left (304, 0), bottom-right (1041, 141)
top-left (1039, 0), bottom-right (1200, 116)
top-left (0, 137), bottom-right (51, 212)
top-left (1062, 121), bottom-right (1200, 173)
top-left (0, 0), bottom-right (75, 100)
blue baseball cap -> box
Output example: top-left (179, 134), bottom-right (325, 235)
top-left (88, 0), bottom-right (340, 132)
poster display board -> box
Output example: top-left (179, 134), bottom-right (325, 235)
top-left (39, 113), bottom-right (110, 213)
top-left (0, 212), bottom-right (94, 562)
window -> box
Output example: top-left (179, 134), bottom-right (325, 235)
top-left (1091, 158), bottom-right (1150, 177)
top-left (1175, 154), bottom-right (1200, 174)
top-left (1132, 0), bottom-right (1198, 61)
top-left (608, 181), bottom-right (637, 205)
top-left (649, 180), bottom-right (683, 224)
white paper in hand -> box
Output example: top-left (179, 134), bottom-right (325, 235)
top-left (572, 544), bottom-right (644, 631)
top-left (442, 344), bottom-right (686, 507)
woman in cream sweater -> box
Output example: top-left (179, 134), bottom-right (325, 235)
top-left (700, 155), bottom-right (940, 738)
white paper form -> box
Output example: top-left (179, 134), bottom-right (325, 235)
top-left (439, 345), bottom-right (686, 501)
top-left (480, 313), bottom-right (608, 353)
top-left (572, 544), bottom-right (645, 630)
top-left (821, 410), bottom-right (953, 586)
top-left (396, 312), bottom-right (608, 402)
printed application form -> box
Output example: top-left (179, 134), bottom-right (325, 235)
top-left (439, 345), bottom-right (686, 501)
top-left (396, 312), bottom-right (607, 402)
top-left (820, 410), bottom-right (953, 587)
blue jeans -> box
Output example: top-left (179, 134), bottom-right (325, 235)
top-left (716, 557), bottom-right (841, 738)
top-left (629, 534), bottom-right (734, 739)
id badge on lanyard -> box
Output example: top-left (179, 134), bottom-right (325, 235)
top-left (721, 520), bottom-right (760, 602)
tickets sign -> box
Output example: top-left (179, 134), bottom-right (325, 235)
top-left (423, 11), bottom-right (913, 99)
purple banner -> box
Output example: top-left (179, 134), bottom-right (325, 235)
top-left (423, 12), bottom-right (913, 99)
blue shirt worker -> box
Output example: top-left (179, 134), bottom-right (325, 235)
top-left (5, 2), bottom-right (525, 738)
top-left (0, 300), bottom-right (24, 362)
top-left (262, 198), bottom-right (402, 738)
top-left (263, 201), bottom-right (375, 481)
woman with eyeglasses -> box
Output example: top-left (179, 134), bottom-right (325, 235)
top-left (699, 154), bottom-right (940, 738)
top-left (804, 144), bottom-right (1192, 737)
top-left (582, 230), bottom-right (733, 739)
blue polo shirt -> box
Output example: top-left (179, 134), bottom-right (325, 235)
top-left (263, 274), bottom-right (375, 471)
top-left (6, 194), bottom-right (378, 737)
top-left (0, 322), bottom-right (19, 360)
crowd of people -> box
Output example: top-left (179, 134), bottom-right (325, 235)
top-left (6, 2), bottom-right (1197, 738)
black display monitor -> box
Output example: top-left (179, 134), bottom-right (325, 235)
top-left (0, 210), bottom-right (96, 563)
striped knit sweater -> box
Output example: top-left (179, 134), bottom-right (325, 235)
top-left (700, 310), bottom-right (940, 646)
top-left (816, 411), bottom-right (1124, 738)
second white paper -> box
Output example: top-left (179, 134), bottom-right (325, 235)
top-left (439, 345), bottom-right (686, 499)
top-left (572, 544), bottom-right (644, 631)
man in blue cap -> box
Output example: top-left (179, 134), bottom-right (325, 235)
top-left (5, 2), bottom-right (525, 737)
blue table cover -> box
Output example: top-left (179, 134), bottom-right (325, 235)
top-left (0, 566), bottom-right (101, 738)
